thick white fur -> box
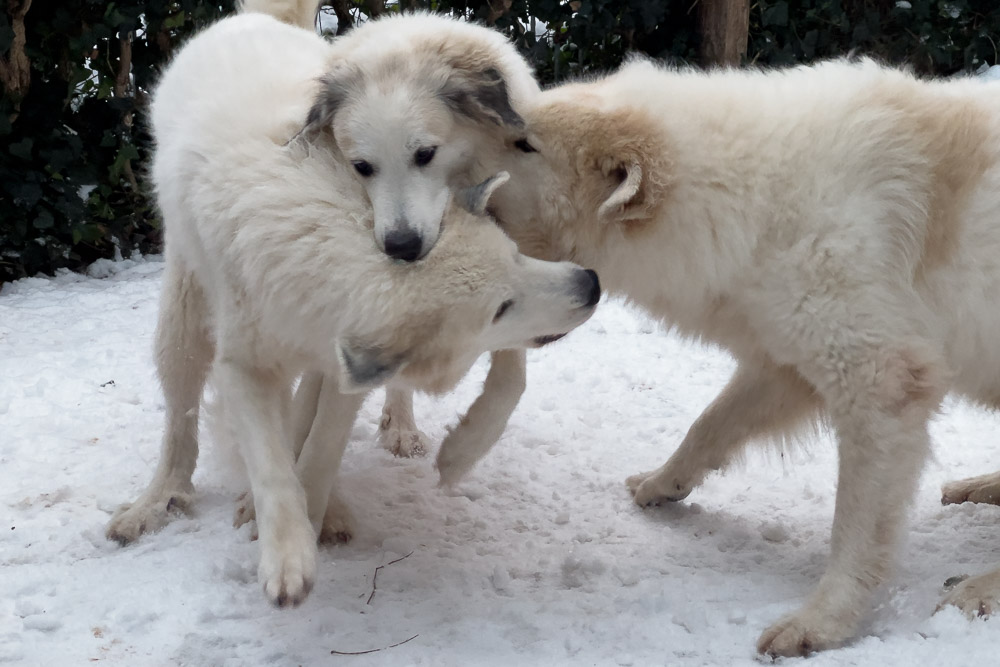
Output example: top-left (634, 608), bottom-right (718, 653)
top-left (248, 2), bottom-right (546, 467)
top-left (103, 11), bottom-right (597, 607)
top-left (241, 0), bottom-right (317, 29)
top-left (298, 7), bottom-right (547, 469)
top-left (302, 7), bottom-right (539, 257)
top-left (488, 57), bottom-right (1000, 655)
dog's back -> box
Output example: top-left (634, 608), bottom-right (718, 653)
top-left (240, 0), bottom-right (317, 30)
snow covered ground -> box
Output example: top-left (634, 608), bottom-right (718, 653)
top-left (2, 257), bottom-right (999, 666)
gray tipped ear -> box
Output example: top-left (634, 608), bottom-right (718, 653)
top-left (597, 160), bottom-right (643, 221)
top-left (336, 343), bottom-right (406, 394)
top-left (290, 70), bottom-right (357, 145)
top-left (457, 171), bottom-right (510, 216)
top-left (439, 67), bottom-right (524, 130)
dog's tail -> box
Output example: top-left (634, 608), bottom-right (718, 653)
top-left (240, 0), bottom-right (318, 30)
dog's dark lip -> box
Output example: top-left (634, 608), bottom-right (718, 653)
top-left (532, 333), bottom-right (566, 347)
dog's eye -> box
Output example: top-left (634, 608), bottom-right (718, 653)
top-left (352, 160), bottom-right (375, 177)
top-left (414, 146), bottom-right (437, 167)
top-left (514, 139), bottom-right (536, 154)
top-left (493, 299), bottom-right (514, 322)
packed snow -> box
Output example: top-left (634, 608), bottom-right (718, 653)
top-left (2, 257), bottom-right (999, 665)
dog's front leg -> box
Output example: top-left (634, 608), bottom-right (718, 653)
top-left (217, 360), bottom-right (317, 607)
top-left (290, 371), bottom-right (324, 460)
top-left (436, 349), bottom-right (527, 485)
top-left (233, 372), bottom-right (364, 544)
top-left (295, 376), bottom-right (366, 541)
top-left (627, 359), bottom-right (819, 506)
top-left (757, 342), bottom-right (945, 656)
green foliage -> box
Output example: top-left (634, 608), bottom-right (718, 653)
top-left (749, 1), bottom-right (1000, 74)
top-left (422, 0), bottom-right (698, 82)
top-left (0, 1), bottom-right (234, 283)
top-left (2, 0), bottom-right (998, 282)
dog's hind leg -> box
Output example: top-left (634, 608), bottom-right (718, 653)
top-left (942, 470), bottom-right (1000, 505)
top-left (937, 567), bottom-right (1000, 618)
top-left (757, 332), bottom-right (947, 656)
top-left (106, 262), bottom-right (214, 544)
top-left (938, 470), bottom-right (1000, 618)
top-left (627, 359), bottom-right (820, 506)
top-left (379, 386), bottom-right (430, 457)
top-left (436, 349), bottom-right (527, 485)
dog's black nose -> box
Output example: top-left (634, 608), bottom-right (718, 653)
top-left (384, 230), bottom-right (424, 262)
top-left (580, 268), bottom-right (601, 307)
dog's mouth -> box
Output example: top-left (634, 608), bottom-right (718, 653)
top-left (532, 332), bottom-right (567, 348)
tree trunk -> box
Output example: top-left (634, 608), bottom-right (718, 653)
top-left (330, 0), bottom-right (354, 35)
top-left (486, 0), bottom-right (513, 25)
top-left (0, 0), bottom-right (33, 120)
top-left (114, 32), bottom-right (139, 193)
top-left (365, 0), bottom-right (384, 19)
top-left (698, 0), bottom-right (749, 67)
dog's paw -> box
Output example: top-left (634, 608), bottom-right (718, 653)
top-left (234, 491), bottom-right (255, 527)
top-left (318, 492), bottom-right (355, 545)
top-left (625, 468), bottom-right (692, 506)
top-left (233, 491), bottom-right (259, 540)
top-left (257, 517), bottom-right (317, 607)
top-left (435, 430), bottom-right (482, 487)
top-left (105, 491), bottom-right (192, 545)
top-left (936, 569), bottom-right (1000, 618)
top-left (379, 425), bottom-right (429, 458)
top-left (942, 472), bottom-right (1000, 505)
top-left (756, 606), bottom-right (855, 658)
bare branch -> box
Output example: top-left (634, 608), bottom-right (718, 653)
top-left (366, 550), bottom-right (413, 605)
top-left (330, 634), bottom-right (418, 656)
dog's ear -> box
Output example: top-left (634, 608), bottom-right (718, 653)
top-left (457, 171), bottom-right (510, 216)
top-left (292, 70), bottom-right (358, 144)
top-left (439, 67), bottom-right (524, 131)
top-left (336, 343), bottom-right (407, 393)
top-left (597, 159), bottom-right (643, 221)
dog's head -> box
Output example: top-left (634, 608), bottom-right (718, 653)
top-left (335, 173), bottom-right (600, 394)
top-left (295, 17), bottom-right (536, 263)
top-left (483, 74), bottom-right (673, 269)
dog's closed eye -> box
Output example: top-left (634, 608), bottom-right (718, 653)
top-left (514, 138), bottom-right (536, 153)
top-left (493, 299), bottom-right (514, 322)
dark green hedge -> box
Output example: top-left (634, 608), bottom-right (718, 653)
top-left (2, 0), bottom-right (997, 282)
top-left (1, 1), bottom-right (234, 283)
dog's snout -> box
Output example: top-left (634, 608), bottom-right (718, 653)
top-left (579, 268), bottom-right (601, 307)
top-left (384, 229), bottom-right (424, 262)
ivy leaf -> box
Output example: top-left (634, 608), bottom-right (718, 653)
top-left (9, 138), bottom-right (33, 161)
top-left (763, 2), bottom-right (789, 27)
top-left (33, 210), bottom-right (55, 230)
top-left (163, 13), bottom-right (187, 29)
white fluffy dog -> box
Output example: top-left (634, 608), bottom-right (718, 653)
top-left (243, 0), bottom-right (547, 462)
top-left (104, 9), bottom-right (599, 607)
top-left (484, 56), bottom-right (1000, 655)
